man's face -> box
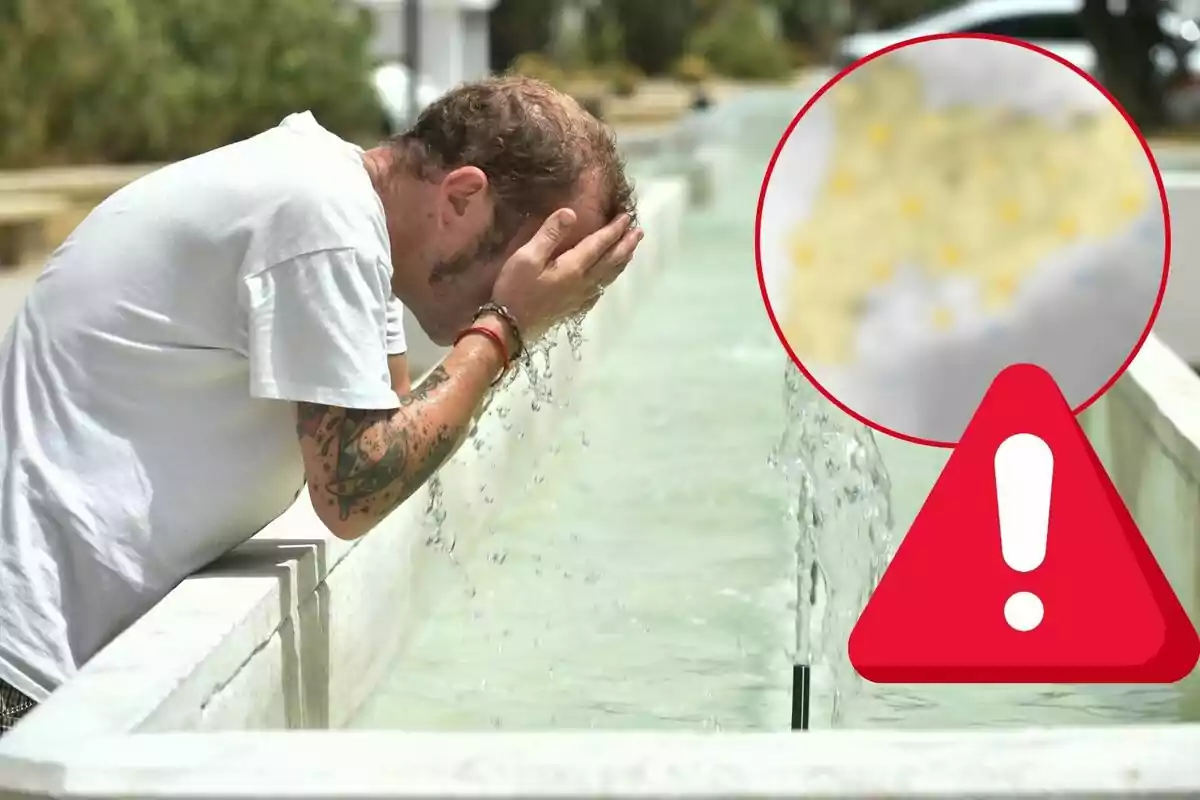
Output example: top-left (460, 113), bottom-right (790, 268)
top-left (399, 167), bottom-right (607, 346)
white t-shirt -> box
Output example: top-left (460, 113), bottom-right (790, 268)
top-left (0, 112), bottom-right (407, 701)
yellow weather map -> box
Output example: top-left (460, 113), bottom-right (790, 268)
top-left (783, 60), bottom-right (1152, 365)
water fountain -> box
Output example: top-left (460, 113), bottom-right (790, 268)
top-left (770, 363), bottom-right (893, 727)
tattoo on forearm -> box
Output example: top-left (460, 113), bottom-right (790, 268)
top-left (398, 364), bottom-right (450, 405)
top-left (296, 366), bottom-right (461, 521)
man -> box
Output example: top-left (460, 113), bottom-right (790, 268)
top-left (0, 76), bottom-right (641, 734)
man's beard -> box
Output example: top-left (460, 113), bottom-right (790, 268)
top-left (428, 225), bottom-right (513, 287)
top-left (428, 249), bottom-right (475, 287)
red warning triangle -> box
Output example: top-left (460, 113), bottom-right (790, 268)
top-left (849, 363), bottom-right (1200, 684)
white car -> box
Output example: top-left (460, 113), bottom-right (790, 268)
top-left (372, 62), bottom-right (446, 135)
top-left (835, 0), bottom-right (1200, 77)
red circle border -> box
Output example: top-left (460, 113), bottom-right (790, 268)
top-left (753, 32), bottom-right (1173, 449)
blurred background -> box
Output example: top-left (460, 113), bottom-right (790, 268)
top-left (2, 0), bottom-right (1200, 172)
top-left (4, 0), bottom-right (1200, 324)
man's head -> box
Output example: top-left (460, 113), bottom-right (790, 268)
top-left (370, 76), bottom-right (636, 345)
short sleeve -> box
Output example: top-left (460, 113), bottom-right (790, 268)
top-left (243, 248), bottom-right (400, 409)
top-left (385, 295), bottom-right (408, 356)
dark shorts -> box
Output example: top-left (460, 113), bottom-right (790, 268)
top-left (0, 678), bottom-right (37, 736)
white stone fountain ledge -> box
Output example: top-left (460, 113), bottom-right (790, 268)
top-left (1082, 332), bottom-right (1200, 649)
top-left (1, 728), bottom-right (1198, 797)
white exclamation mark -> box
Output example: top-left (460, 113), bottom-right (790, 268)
top-left (994, 433), bottom-right (1054, 632)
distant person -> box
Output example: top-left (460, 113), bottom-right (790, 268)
top-left (0, 76), bottom-right (641, 735)
top-left (691, 88), bottom-right (713, 112)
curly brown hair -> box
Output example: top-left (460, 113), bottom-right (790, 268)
top-left (390, 76), bottom-right (635, 247)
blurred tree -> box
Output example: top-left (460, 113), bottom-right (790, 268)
top-left (0, 0), bottom-right (382, 167)
top-left (583, 2), bottom-right (626, 67)
top-left (1080, 0), bottom-right (1173, 132)
top-left (688, 0), bottom-right (793, 80)
top-left (851, 0), bottom-right (957, 29)
top-left (489, 0), bottom-right (559, 71)
top-left (761, 0), bottom-right (955, 56)
top-left (0, 0), bottom-right (182, 166)
top-left (611, 0), bottom-right (696, 75)
top-left (130, 0), bottom-right (381, 156)
top-left (764, 0), bottom-right (851, 61)
top-left (767, 0), bottom-right (839, 42)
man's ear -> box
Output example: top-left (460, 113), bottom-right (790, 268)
top-left (439, 166), bottom-right (489, 222)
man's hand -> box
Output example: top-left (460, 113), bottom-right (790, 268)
top-left (491, 210), bottom-right (643, 344)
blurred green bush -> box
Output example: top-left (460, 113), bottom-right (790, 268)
top-left (606, 62), bottom-right (643, 98)
top-left (0, 0), bottom-right (382, 168)
top-left (687, 1), bottom-right (792, 81)
top-left (508, 51), bottom-right (569, 88)
top-left (672, 54), bottom-right (712, 86)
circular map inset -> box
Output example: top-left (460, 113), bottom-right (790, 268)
top-left (756, 34), bottom-right (1169, 446)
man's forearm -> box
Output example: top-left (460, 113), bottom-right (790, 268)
top-left (297, 329), bottom-right (508, 540)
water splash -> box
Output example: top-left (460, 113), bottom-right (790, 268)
top-left (770, 362), bottom-right (894, 727)
top-left (423, 474), bottom-right (454, 554)
top-left (563, 314), bottom-right (587, 361)
top-left (493, 316), bottom-right (588, 411)
top-left (422, 316), bottom-right (590, 547)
